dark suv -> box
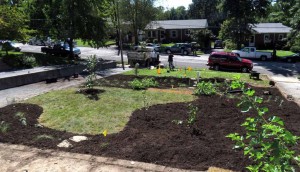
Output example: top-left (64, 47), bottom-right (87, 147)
top-left (207, 52), bottom-right (253, 72)
top-left (165, 43), bottom-right (192, 55)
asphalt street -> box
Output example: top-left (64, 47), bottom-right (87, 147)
top-left (19, 44), bottom-right (300, 78)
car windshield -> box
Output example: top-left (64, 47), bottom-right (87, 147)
top-left (237, 57), bottom-right (242, 61)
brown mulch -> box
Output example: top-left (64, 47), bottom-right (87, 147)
top-left (0, 75), bottom-right (299, 171)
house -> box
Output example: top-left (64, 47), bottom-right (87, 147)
top-left (144, 19), bottom-right (208, 43)
top-left (249, 23), bottom-right (292, 49)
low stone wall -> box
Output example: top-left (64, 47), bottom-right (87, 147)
top-left (0, 60), bottom-right (116, 90)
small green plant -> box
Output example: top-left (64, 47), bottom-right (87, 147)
top-left (134, 63), bottom-right (139, 76)
top-left (142, 90), bottom-right (151, 117)
top-left (0, 121), bottom-right (9, 133)
top-left (15, 112), bottom-right (27, 126)
top-left (86, 55), bottom-right (97, 89)
top-left (187, 103), bottom-right (198, 126)
top-left (194, 81), bottom-right (216, 95)
top-left (226, 75), bottom-right (300, 171)
top-left (35, 134), bottom-right (54, 141)
top-left (129, 77), bottom-right (158, 90)
top-left (21, 55), bottom-right (37, 68)
top-left (130, 79), bottom-right (145, 90)
top-left (142, 78), bottom-right (158, 88)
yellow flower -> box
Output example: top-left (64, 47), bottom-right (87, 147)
top-left (102, 129), bottom-right (107, 137)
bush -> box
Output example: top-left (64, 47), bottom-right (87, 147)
top-left (224, 39), bottom-right (237, 50)
top-left (130, 79), bottom-right (146, 90)
top-left (21, 55), bottom-right (37, 68)
top-left (290, 45), bottom-right (300, 53)
top-left (129, 77), bottom-right (158, 90)
top-left (194, 81), bottom-right (216, 96)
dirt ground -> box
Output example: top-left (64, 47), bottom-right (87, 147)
top-left (0, 75), bottom-right (299, 171)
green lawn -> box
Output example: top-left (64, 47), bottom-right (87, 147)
top-left (259, 50), bottom-right (294, 57)
top-left (0, 51), bottom-right (23, 56)
top-left (76, 39), bottom-right (116, 47)
top-left (25, 87), bottom-right (195, 135)
top-left (123, 68), bottom-right (269, 87)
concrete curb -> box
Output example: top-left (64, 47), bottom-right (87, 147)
top-left (0, 143), bottom-right (204, 172)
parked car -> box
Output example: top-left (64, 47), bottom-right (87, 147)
top-left (280, 53), bottom-right (300, 63)
top-left (1, 41), bottom-right (21, 52)
top-left (145, 43), bottom-right (161, 52)
top-left (29, 37), bottom-right (52, 46)
top-left (232, 47), bottom-right (272, 61)
top-left (165, 43), bottom-right (192, 55)
top-left (214, 40), bottom-right (223, 49)
top-left (207, 52), bottom-right (253, 73)
top-left (41, 42), bottom-right (81, 57)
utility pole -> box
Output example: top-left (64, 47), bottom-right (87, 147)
top-left (116, 0), bottom-right (125, 70)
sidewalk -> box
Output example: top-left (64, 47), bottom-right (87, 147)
top-left (0, 143), bottom-right (203, 172)
top-left (270, 75), bottom-right (300, 106)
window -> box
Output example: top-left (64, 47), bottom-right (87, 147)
top-left (171, 30), bottom-right (177, 38)
top-left (147, 31), bottom-right (156, 38)
top-left (243, 48), bottom-right (250, 52)
top-left (278, 34), bottom-right (283, 41)
top-left (160, 30), bottom-right (165, 38)
top-left (185, 29), bottom-right (190, 35)
top-left (249, 35), bottom-right (254, 43)
top-left (250, 48), bottom-right (255, 52)
top-left (264, 34), bottom-right (271, 43)
top-left (152, 31), bottom-right (156, 37)
top-left (148, 31), bottom-right (151, 38)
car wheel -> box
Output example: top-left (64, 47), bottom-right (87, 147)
top-left (261, 56), bottom-right (267, 61)
top-left (183, 50), bottom-right (188, 55)
top-left (241, 67), bottom-right (248, 73)
top-left (166, 50), bottom-right (171, 54)
top-left (214, 65), bottom-right (220, 71)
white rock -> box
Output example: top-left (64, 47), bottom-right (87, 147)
top-left (69, 136), bottom-right (88, 142)
top-left (57, 140), bottom-right (73, 148)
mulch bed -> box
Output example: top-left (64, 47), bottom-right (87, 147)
top-left (0, 75), bottom-right (299, 171)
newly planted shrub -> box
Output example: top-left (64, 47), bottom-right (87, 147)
top-left (194, 81), bottom-right (216, 95)
top-left (130, 79), bottom-right (145, 90)
top-left (0, 121), bottom-right (9, 133)
top-left (86, 55), bottom-right (97, 89)
top-left (142, 78), bottom-right (158, 88)
top-left (15, 112), bottom-right (27, 126)
top-left (187, 103), bottom-right (198, 126)
top-left (226, 75), bottom-right (300, 171)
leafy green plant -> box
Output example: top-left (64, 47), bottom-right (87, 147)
top-left (226, 75), bottom-right (300, 171)
top-left (85, 55), bottom-right (97, 89)
top-left (130, 79), bottom-right (145, 90)
top-left (142, 90), bottom-right (151, 117)
top-left (194, 81), bottom-right (216, 96)
top-left (35, 134), bottom-right (54, 141)
top-left (187, 103), bottom-right (198, 126)
top-left (21, 55), bottom-right (37, 68)
top-left (15, 112), bottom-right (27, 126)
top-left (0, 121), bottom-right (9, 133)
top-left (142, 78), bottom-right (158, 88)
top-left (129, 77), bottom-right (158, 90)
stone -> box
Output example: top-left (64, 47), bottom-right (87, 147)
top-left (69, 136), bottom-right (88, 143)
top-left (57, 140), bottom-right (73, 148)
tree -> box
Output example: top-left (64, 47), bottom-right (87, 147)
top-left (289, 0), bottom-right (300, 50)
top-left (118, 0), bottom-right (157, 45)
top-left (29, 0), bottom-right (110, 59)
top-left (219, 0), bottom-right (271, 48)
top-left (0, 5), bottom-right (30, 41)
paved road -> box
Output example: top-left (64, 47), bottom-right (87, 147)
top-left (19, 44), bottom-right (300, 78)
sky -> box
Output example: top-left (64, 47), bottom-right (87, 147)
top-left (155, 0), bottom-right (193, 10)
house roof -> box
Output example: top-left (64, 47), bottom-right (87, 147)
top-left (252, 23), bottom-right (292, 34)
top-left (145, 19), bottom-right (208, 30)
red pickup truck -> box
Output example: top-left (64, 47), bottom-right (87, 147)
top-left (207, 52), bottom-right (253, 73)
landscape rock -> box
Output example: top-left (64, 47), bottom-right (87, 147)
top-left (57, 140), bottom-right (73, 148)
top-left (69, 136), bottom-right (88, 142)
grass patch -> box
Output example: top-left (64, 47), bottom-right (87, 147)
top-left (161, 43), bottom-right (175, 47)
top-left (0, 50), bottom-right (23, 56)
top-left (25, 87), bottom-right (195, 135)
top-left (123, 68), bottom-right (269, 87)
top-left (258, 50), bottom-right (294, 57)
top-left (76, 39), bottom-right (116, 47)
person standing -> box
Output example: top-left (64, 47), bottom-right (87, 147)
top-left (168, 53), bottom-right (174, 71)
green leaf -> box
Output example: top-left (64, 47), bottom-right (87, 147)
top-left (246, 89), bottom-right (255, 96)
top-left (254, 96), bottom-right (263, 103)
top-left (269, 116), bottom-right (284, 126)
